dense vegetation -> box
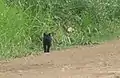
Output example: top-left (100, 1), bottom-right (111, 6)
top-left (0, 0), bottom-right (120, 59)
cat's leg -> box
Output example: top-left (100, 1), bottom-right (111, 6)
top-left (47, 44), bottom-right (51, 52)
top-left (43, 44), bottom-right (47, 52)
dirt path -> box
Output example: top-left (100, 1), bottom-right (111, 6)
top-left (1, 40), bottom-right (120, 78)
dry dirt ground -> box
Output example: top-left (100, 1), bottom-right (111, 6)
top-left (1, 40), bottom-right (120, 78)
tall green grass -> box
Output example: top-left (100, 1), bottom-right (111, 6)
top-left (0, 0), bottom-right (120, 59)
top-left (0, 0), bottom-right (30, 59)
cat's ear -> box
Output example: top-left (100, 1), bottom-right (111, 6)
top-left (48, 33), bottom-right (51, 36)
top-left (44, 33), bottom-right (46, 36)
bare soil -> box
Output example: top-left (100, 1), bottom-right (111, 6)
top-left (1, 40), bottom-right (120, 78)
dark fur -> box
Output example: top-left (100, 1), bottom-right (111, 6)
top-left (43, 33), bottom-right (52, 53)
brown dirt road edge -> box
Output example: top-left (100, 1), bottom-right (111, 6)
top-left (1, 40), bottom-right (120, 78)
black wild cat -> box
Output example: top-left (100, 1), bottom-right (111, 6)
top-left (43, 33), bottom-right (52, 53)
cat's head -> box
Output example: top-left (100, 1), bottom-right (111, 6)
top-left (44, 33), bottom-right (51, 36)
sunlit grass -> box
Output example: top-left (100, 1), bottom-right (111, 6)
top-left (0, 0), bottom-right (120, 59)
